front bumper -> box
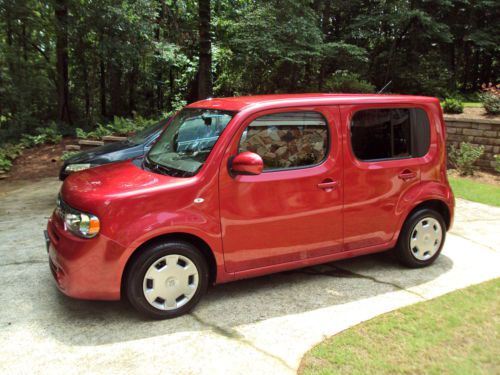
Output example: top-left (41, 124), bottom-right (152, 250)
top-left (45, 213), bottom-right (126, 300)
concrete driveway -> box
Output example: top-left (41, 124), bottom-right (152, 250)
top-left (0, 178), bottom-right (499, 374)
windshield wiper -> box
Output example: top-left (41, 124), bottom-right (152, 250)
top-left (143, 156), bottom-right (194, 178)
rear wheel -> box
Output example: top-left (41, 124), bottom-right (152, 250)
top-left (125, 241), bottom-right (208, 319)
top-left (395, 208), bottom-right (446, 268)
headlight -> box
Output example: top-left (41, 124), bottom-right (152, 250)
top-left (65, 163), bottom-right (92, 173)
top-left (57, 196), bottom-right (100, 238)
top-left (64, 211), bottom-right (100, 238)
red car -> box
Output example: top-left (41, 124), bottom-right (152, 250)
top-left (45, 94), bottom-right (454, 319)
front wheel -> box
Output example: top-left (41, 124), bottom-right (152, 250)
top-left (395, 208), bottom-right (446, 268)
top-left (125, 241), bottom-right (208, 319)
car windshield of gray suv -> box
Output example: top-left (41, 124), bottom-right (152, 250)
top-left (146, 108), bottom-right (234, 177)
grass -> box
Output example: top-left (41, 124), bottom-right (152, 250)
top-left (463, 102), bottom-right (482, 108)
top-left (299, 279), bottom-right (500, 375)
top-left (448, 176), bottom-right (500, 207)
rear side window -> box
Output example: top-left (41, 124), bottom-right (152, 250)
top-left (351, 108), bottom-right (430, 161)
top-left (239, 111), bottom-right (328, 171)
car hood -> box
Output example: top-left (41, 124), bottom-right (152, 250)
top-left (66, 141), bottom-right (134, 163)
top-left (61, 160), bottom-right (189, 213)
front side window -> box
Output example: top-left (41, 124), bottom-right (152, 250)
top-left (147, 108), bottom-right (234, 176)
top-left (239, 111), bottom-right (328, 171)
top-left (351, 108), bottom-right (430, 161)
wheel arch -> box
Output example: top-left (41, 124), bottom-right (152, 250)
top-left (403, 199), bottom-right (451, 231)
top-left (120, 232), bottom-right (218, 298)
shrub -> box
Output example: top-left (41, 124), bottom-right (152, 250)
top-left (324, 71), bottom-right (375, 93)
top-left (494, 155), bottom-right (500, 173)
top-left (0, 153), bottom-right (13, 173)
top-left (0, 143), bottom-right (24, 173)
top-left (61, 151), bottom-right (81, 161)
top-left (480, 93), bottom-right (500, 115)
top-left (76, 116), bottom-right (157, 139)
top-left (20, 123), bottom-right (62, 147)
top-left (448, 142), bottom-right (484, 176)
top-left (442, 98), bottom-right (464, 114)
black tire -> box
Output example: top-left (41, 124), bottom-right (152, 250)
top-left (125, 241), bottom-right (208, 319)
top-left (395, 208), bottom-right (446, 268)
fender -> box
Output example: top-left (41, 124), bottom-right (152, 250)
top-left (393, 180), bottom-right (454, 241)
top-left (115, 221), bottom-right (230, 287)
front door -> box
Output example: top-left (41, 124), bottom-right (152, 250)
top-left (219, 107), bottom-right (343, 273)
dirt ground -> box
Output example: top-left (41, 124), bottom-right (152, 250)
top-left (444, 106), bottom-right (500, 121)
top-left (0, 137), bottom-right (77, 181)
top-left (448, 169), bottom-right (500, 185)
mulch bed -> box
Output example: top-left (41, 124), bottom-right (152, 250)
top-left (444, 107), bottom-right (499, 121)
top-left (1, 137), bottom-right (77, 181)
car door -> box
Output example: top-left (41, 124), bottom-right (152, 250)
top-left (341, 104), bottom-right (431, 251)
top-left (219, 107), bottom-right (343, 273)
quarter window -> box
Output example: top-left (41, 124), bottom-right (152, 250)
top-left (239, 112), bottom-right (329, 171)
top-left (351, 108), bottom-right (430, 161)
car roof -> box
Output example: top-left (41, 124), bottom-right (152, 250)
top-left (186, 93), bottom-right (440, 112)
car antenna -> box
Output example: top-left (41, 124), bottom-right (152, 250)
top-left (378, 80), bottom-right (392, 94)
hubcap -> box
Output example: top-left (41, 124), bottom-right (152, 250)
top-left (409, 217), bottom-right (443, 261)
top-left (143, 254), bottom-right (199, 311)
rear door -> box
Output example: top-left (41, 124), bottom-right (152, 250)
top-left (341, 104), bottom-right (431, 250)
top-left (219, 106), bottom-right (343, 273)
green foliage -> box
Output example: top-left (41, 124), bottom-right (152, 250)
top-left (0, 0), bottom-right (498, 144)
top-left (323, 71), bottom-right (375, 93)
top-left (448, 142), bottom-right (485, 176)
top-left (442, 98), bottom-right (464, 114)
top-left (0, 123), bottom-right (62, 173)
top-left (76, 116), bottom-right (157, 139)
top-left (20, 123), bottom-right (62, 147)
top-left (494, 155), bottom-right (500, 174)
top-left (61, 151), bottom-right (81, 161)
top-left (0, 143), bottom-right (25, 173)
top-left (480, 94), bottom-right (500, 115)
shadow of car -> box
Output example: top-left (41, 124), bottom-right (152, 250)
top-left (59, 118), bottom-right (170, 180)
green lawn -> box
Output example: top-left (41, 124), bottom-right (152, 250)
top-left (463, 102), bottom-right (482, 108)
top-left (299, 279), bottom-right (500, 375)
top-left (448, 176), bottom-right (500, 207)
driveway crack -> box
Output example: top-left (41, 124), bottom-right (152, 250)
top-left (450, 232), bottom-right (498, 252)
top-left (0, 260), bottom-right (46, 267)
top-left (293, 265), bottom-right (427, 300)
top-left (190, 312), bottom-right (293, 371)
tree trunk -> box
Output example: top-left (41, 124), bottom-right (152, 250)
top-left (22, 21), bottom-right (28, 61)
top-left (99, 34), bottom-right (107, 118)
top-left (109, 63), bottom-right (123, 117)
top-left (54, 0), bottom-right (72, 124)
top-left (197, 0), bottom-right (212, 100)
top-left (128, 63), bottom-right (138, 114)
top-left (82, 58), bottom-right (90, 123)
top-left (318, 0), bottom-right (331, 91)
top-left (155, 0), bottom-right (166, 111)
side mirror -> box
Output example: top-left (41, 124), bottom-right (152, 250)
top-left (230, 152), bottom-right (264, 175)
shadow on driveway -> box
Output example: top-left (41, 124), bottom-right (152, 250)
top-left (0, 177), bottom-right (453, 348)
top-left (38, 252), bottom-right (452, 346)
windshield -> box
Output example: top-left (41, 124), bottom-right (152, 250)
top-left (146, 108), bottom-right (235, 177)
top-left (128, 119), bottom-right (169, 145)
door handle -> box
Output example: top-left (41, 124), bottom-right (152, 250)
top-left (318, 180), bottom-right (338, 191)
top-left (398, 169), bottom-right (417, 181)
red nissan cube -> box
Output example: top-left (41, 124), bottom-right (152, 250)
top-left (45, 94), bottom-right (454, 319)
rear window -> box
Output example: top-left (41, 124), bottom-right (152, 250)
top-left (350, 108), bottom-right (430, 161)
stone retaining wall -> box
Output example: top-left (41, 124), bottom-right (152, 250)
top-left (444, 116), bottom-right (500, 172)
